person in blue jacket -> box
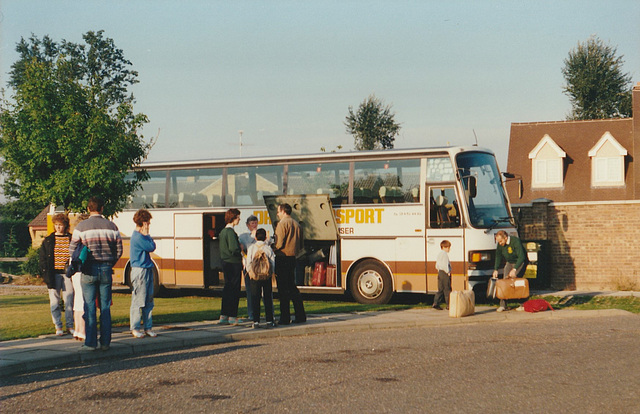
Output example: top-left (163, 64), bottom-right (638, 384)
top-left (129, 209), bottom-right (158, 338)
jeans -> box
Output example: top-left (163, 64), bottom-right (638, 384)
top-left (81, 263), bottom-right (113, 348)
top-left (249, 278), bottom-right (274, 323)
top-left (48, 273), bottom-right (74, 330)
top-left (275, 256), bottom-right (306, 323)
top-left (221, 261), bottom-right (242, 318)
top-left (243, 270), bottom-right (254, 320)
top-left (130, 267), bottom-right (154, 331)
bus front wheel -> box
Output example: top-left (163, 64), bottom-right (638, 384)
top-left (349, 260), bottom-right (393, 305)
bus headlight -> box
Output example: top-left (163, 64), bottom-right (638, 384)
top-left (468, 251), bottom-right (493, 270)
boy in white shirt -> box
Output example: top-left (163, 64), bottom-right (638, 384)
top-left (432, 240), bottom-right (452, 310)
top-left (245, 228), bottom-right (276, 328)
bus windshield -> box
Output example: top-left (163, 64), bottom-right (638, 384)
top-left (456, 152), bottom-right (512, 229)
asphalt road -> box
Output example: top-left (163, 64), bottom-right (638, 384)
top-left (2, 313), bottom-right (639, 413)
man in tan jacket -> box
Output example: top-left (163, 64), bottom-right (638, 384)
top-left (274, 203), bottom-right (306, 324)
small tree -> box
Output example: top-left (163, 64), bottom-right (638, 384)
top-left (345, 95), bottom-right (401, 150)
top-left (562, 36), bottom-right (632, 120)
top-left (0, 31), bottom-right (152, 216)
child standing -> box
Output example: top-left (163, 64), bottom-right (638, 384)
top-left (432, 240), bottom-right (452, 310)
top-left (39, 213), bottom-right (74, 336)
top-left (245, 228), bottom-right (276, 328)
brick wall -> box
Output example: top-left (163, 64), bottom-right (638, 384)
top-left (513, 199), bottom-right (640, 290)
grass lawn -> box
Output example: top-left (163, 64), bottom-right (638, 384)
top-left (0, 293), bottom-right (421, 341)
top-left (2, 292), bottom-right (638, 341)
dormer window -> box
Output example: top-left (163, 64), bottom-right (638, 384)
top-left (528, 134), bottom-right (566, 188)
top-left (588, 132), bottom-right (627, 187)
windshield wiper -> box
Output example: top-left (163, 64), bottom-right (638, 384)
top-left (484, 217), bottom-right (514, 233)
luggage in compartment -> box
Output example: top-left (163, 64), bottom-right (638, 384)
top-left (495, 278), bottom-right (529, 300)
top-left (449, 290), bottom-right (475, 318)
top-left (326, 265), bottom-right (337, 287)
top-left (312, 261), bottom-right (327, 286)
top-left (304, 266), bottom-right (313, 286)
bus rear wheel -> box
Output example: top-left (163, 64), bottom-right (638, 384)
top-left (349, 260), bottom-right (393, 305)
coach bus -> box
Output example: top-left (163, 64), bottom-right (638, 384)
top-left (67, 146), bottom-right (517, 304)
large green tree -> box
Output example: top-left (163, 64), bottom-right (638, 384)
top-left (345, 94), bottom-right (401, 150)
top-left (562, 36), bottom-right (632, 120)
top-left (0, 31), bottom-right (151, 216)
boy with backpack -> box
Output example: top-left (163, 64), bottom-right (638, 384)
top-left (245, 228), bottom-right (276, 328)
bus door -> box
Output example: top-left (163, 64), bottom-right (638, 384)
top-left (426, 185), bottom-right (465, 292)
top-left (203, 212), bottom-right (226, 287)
top-left (263, 194), bottom-right (340, 288)
top-left (173, 213), bottom-right (205, 287)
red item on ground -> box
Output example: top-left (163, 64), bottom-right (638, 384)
top-left (522, 299), bottom-right (554, 312)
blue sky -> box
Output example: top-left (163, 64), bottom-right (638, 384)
top-left (1, 0), bottom-right (639, 171)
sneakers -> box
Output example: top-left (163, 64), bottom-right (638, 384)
top-left (516, 306), bottom-right (525, 312)
top-left (67, 329), bottom-right (75, 336)
top-left (79, 345), bottom-right (97, 352)
top-left (266, 321), bottom-right (276, 328)
top-left (229, 317), bottom-right (247, 326)
top-left (496, 306), bottom-right (506, 312)
top-left (218, 316), bottom-right (230, 325)
top-left (432, 305), bottom-right (442, 310)
top-left (132, 329), bottom-right (145, 338)
top-left (145, 330), bottom-right (158, 337)
top-left (252, 322), bottom-right (260, 329)
top-left (55, 329), bottom-right (64, 336)
top-left (100, 345), bottom-right (110, 351)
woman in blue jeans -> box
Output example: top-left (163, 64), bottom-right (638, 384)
top-left (129, 209), bottom-right (157, 338)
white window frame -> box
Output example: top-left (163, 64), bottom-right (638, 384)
top-left (529, 135), bottom-right (566, 189)
top-left (589, 132), bottom-right (626, 188)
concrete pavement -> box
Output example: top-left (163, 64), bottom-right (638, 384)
top-left (1, 297), bottom-right (633, 378)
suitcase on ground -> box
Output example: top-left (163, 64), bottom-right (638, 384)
top-left (312, 261), bottom-right (327, 286)
top-left (486, 277), bottom-right (498, 300)
top-left (449, 290), bottom-right (475, 318)
top-left (304, 266), bottom-right (313, 286)
top-left (495, 278), bottom-right (529, 300)
top-left (326, 265), bottom-right (337, 287)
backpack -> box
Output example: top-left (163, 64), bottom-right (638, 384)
top-left (249, 247), bottom-right (272, 280)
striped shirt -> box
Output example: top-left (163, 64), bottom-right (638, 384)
top-left (53, 235), bottom-right (70, 271)
top-left (69, 214), bottom-right (123, 263)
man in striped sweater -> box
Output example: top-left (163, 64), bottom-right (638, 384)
top-left (69, 197), bottom-right (123, 351)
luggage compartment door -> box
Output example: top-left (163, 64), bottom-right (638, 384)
top-left (174, 213), bottom-right (204, 287)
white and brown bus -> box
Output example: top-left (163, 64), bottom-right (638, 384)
top-left (95, 146), bottom-right (517, 304)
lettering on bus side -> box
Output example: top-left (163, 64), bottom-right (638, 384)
top-left (335, 208), bottom-right (384, 224)
top-left (253, 210), bottom-right (272, 225)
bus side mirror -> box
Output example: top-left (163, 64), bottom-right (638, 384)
top-left (518, 180), bottom-right (523, 199)
top-left (466, 176), bottom-right (477, 198)
top-left (502, 172), bottom-right (523, 199)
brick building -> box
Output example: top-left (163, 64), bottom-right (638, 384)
top-left (505, 83), bottom-right (640, 290)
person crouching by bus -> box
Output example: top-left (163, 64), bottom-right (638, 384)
top-left (246, 228), bottom-right (276, 328)
top-left (219, 208), bottom-right (244, 326)
top-left (39, 212), bottom-right (74, 336)
top-left (130, 209), bottom-right (158, 338)
top-left (432, 240), bottom-right (452, 310)
top-left (493, 230), bottom-right (528, 312)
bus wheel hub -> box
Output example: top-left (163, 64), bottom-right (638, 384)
top-left (359, 270), bottom-right (383, 298)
